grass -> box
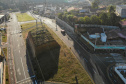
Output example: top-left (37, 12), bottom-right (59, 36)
top-left (16, 13), bottom-right (35, 22)
top-left (1, 48), bottom-right (9, 84)
top-left (2, 32), bottom-right (7, 42)
top-left (6, 65), bottom-right (9, 84)
top-left (22, 22), bottom-right (94, 84)
top-left (21, 22), bottom-right (41, 42)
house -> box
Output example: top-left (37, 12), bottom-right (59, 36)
top-left (119, 20), bottom-right (126, 28)
top-left (79, 9), bottom-right (89, 13)
top-left (116, 5), bottom-right (126, 18)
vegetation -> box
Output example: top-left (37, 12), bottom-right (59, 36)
top-left (6, 65), bottom-right (9, 84)
top-left (45, 25), bottom-right (94, 84)
top-left (21, 22), bottom-right (94, 84)
top-left (91, 0), bottom-right (100, 9)
top-left (16, 13), bottom-right (35, 22)
top-left (1, 48), bottom-right (9, 84)
top-left (58, 5), bottom-right (121, 26)
top-left (2, 30), bottom-right (7, 42)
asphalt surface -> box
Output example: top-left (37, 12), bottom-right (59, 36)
top-left (29, 13), bottom-right (126, 84)
top-left (7, 13), bottom-right (35, 84)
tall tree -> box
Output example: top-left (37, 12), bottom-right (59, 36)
top-left (99, 12), bottom-right (108, 25)
top-left (91, 0), bottom-right (100, 9)
top-left (108, 5), bottom-right (115, 13)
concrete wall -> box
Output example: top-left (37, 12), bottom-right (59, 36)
top-left (27, 32), bottom-right (36, 58)
top-left (56, 17), bottom-right (74, 33)
top-left (35, 40), bottom-right (60, 56)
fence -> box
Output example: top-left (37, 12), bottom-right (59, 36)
top-left (76, 24), bottom-right (120, 29)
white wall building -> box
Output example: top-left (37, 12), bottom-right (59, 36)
top-left (116, 5), bottom-right (126, 18)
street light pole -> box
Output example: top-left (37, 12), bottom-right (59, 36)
top-left (55, 7), bottom-right (57, 31)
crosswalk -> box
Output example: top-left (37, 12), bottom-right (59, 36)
top-left (9, 30), bottom-right (20, 35)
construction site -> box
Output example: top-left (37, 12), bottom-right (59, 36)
top-left (26, 26), bottom-right (60, 81)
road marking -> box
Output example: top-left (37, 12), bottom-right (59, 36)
top-left (84, 58), bottom-right (88, 62)
top-left (20, 57), bottom-right (26, 79)
top-left (93, 69), bottom-right (96, 73)
top-left (18, 44), bottom-right (19, 47)
top-left (17, 68), bottom-right (21, 75)
top-left (77, 50), bottom-right (80, 54)
top-left (19, 50), bottom-right (20, 53)
top-left (11, 72), bottom-right (13, 74)
top-left (17, 39), bottom-right (18, 42)
top-left (16, 77), bottom-right (33, 84)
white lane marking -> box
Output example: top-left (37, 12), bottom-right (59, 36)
top-left (20, 57), bottom-right (26, 79)
top-left (16, 77), bottom-right (33, 84)
top-left (93, 69), bottom-right (96, 73)
top-left (77, 50), bottom-right (80, 54)
top-left (84, 58), bottom-right (88, 62)
top-left (18, 44), bottom-right (19, 47)
top-left (19, 50), bottom-right (20, 53)
top-left (17, 68), bottom-right (21, 75)
top-left (17, 39), bottom-right (18, 42)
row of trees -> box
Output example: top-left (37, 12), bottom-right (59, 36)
top-left (58, 6), bottom-right (121, 26)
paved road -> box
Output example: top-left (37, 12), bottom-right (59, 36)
top-left (29, 13), bottom-right (126, 84)
top-left (7, 13), bottom-right (35, 84)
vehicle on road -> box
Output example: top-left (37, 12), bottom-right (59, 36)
top-left (19, 30), bottom-right (22, 33)
top-left (61, 30), bottom-right (65, 36)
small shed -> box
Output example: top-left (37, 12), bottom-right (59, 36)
top-left (89, 33), bottom-right (100, 39)
top-left (101, 33), bottom-right (107, 42)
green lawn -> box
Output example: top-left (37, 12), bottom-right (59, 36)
top-left (21, 22), bottom-right (94, 84)
top-left (16, 13), bottom-right (35, 22)
top-left (2, 33), bottom-right (7, 42)
top-left (1, 48), bottom-right (9, 84)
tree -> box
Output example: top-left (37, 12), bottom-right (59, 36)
top-left (91, 0), bottom-right (100, 9)
top-left (107, 12), bottom-right (120, 26)
top-left (90, 15), bottom-right (101, 24)
top-left (84, 16), bottom-right (91, 24)
top-left (108, 5), bottom-right (115, 13)
top-left (99, 12), bottom-right (108, 25)
top-left (73, 16), bottom-right (78, 24)
top-left (78, 17), bottom-right (85, 24)
top-left (58, 13), bottom-right (63, 19)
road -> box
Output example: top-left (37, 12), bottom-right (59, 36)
top-left (30, 13), bottom-right (126, 84)
top-left (7, 13), bottom-right (35, 84)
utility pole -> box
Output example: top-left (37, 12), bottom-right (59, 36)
top-left (55, 7), bottom-right (57, 31)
